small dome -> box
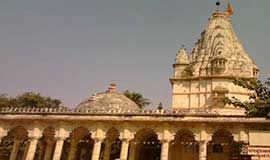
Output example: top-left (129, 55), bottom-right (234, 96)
top-left (76, 83), bottom-right (140, 111)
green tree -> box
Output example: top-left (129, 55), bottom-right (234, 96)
top-left (224, 78), bottom-right (270, 117)
top-left (0, 92), bottom-right (63, 108)
top-left (0, 94), bottom-right (10, 108)
top-left (123, 90), bottom-right (151, 109)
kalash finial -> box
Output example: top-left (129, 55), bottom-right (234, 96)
top-left (107, 83), bottom-right (117, 93)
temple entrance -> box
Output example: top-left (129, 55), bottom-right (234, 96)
top-left (133, 128), bottom-right (160, 160)
top-left (170, 129), bottom-right (198, 160)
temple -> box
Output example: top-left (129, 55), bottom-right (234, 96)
top-left (0, 4), bottom-right (269, 160)
top-left (171, 12), bottom-right (258, 113)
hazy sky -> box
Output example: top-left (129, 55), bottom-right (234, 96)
top-left (0, 0), bottom-right (270, 108)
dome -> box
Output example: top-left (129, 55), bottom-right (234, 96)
top-left (76, 83), bottom-right (141, 111)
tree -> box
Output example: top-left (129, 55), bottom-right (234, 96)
top-left (0, 92), bottom-right (63, 108)
top-left (224, 78), bottom-right (270, 117)
top-left (123, 90), bottom-right (151, 109)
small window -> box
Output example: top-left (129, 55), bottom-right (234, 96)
top-left (213, 144), bottom-right (223, 153)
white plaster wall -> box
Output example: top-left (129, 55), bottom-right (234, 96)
top-left (172, 78), bottom-right (252, 110)
top-left (249, 131), bottom-right (270, 146)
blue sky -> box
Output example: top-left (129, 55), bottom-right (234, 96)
top-left (0, 0), bottom-right (269, 108)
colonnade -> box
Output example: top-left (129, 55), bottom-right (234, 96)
top-left (0, 125), bottom-right (249, 160)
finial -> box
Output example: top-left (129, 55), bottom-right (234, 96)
top-left (181, 44), bottom-right (185, 48)
top-left (157, 102), bottom-right (163, 110)
top-left (107, 83), bottom-right (117, 93)
top-left (216, 1), bottom-right (221, 12)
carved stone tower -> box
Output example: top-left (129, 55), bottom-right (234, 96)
top-left (170, 10), bottom-right (259, 114)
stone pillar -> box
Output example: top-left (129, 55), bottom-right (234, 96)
top-left (91, 128), bottom-right (105, 160)
top-left (160, 140), bottom-right (170, 160)
top-left (103, 141), bottom-right (112, 160)
top-left (52, 137), bottom-right (65, 160)
top-left (52, 128), bottom-right (70, 160)
top-left (23, 127), bottom-right (43, 160)
top-left (9, 139), bottom-right (21, 160)
top-left (158, 129), bottom-right (173, 160)
top-left (91, 138), bottom-right (103, 160)
top-left (0, 127), bottom-right (7, 144)
top-left (44, 140), bottom-right (55, 160)
top-left (199, 141), bottom-right (207, 160)
top-left (68, 139), bottom-right (79, 160)
top-left (120, 139), bottom-right (131, 160)
top-left (25, 137), bottom-right (40, 160)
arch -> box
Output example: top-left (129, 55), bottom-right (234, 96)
top-left (174, 129), bottom-right (196, 143)
top-left (207, 129), bottom-right (238, 160)
top-left (102, 127), bottom-right (121, 160)
top-left (132, 128), bottom-right (160, 160)
top-left (211, 129), bottom-right (233, 143)
top-left (60, 126), bottom-right (93, 160)
top-left (0, 126), bottom-right (28, 160)
top-left (34, 126), bottom-right (56, 160)
top-left (105, 127), bottom-right (120, 141)
top-left (170, 129), bottom-right (198, 160)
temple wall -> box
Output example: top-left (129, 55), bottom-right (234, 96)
top-left (249, 131), bottom-right (270, 146)
top-left (172, 78), bottom-right (251, 111)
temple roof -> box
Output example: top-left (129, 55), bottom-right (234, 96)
top-left (76, 83), bottom-right (141, 111)
top-left (188, 12), bottom-right (258, 78)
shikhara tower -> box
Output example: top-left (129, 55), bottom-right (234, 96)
top-left (171, 10), bottom-right (259, 113)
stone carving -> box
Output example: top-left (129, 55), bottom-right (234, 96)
top-left (182, 12), bottom-right (258, 78)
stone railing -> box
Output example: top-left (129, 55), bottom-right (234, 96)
top-left (0, 106), bottom-right (225, 116)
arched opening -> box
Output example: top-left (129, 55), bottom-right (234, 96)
top-left (61, 127), bottom-right (93, 160)
top-left (133, 128), bottom-right (160, 160)
top-left (34, 126), bottom-right (56, 160)
top-left (207, 129), bottom-right (240, 160)
top-left (0, 126), bottom-right (28, 160)
top-left (102, 127), bottom-right (121, 160)
top-left (170, 129), bottom-right (198, 160)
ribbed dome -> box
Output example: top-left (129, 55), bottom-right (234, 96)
top-left (76, 83), bottom-right (140, 111)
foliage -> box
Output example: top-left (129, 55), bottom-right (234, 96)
top-left (0, 92), bottom-right (63, 108)
top-left (224, 78), bottom-right (270, 117)
top-left (123, 90), bottom-right (151, 109)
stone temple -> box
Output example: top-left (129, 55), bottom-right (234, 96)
top-left (0, 4), bottom-right (269, 160)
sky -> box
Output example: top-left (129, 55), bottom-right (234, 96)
top-left (0, 0), bottom-right (270, 108)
